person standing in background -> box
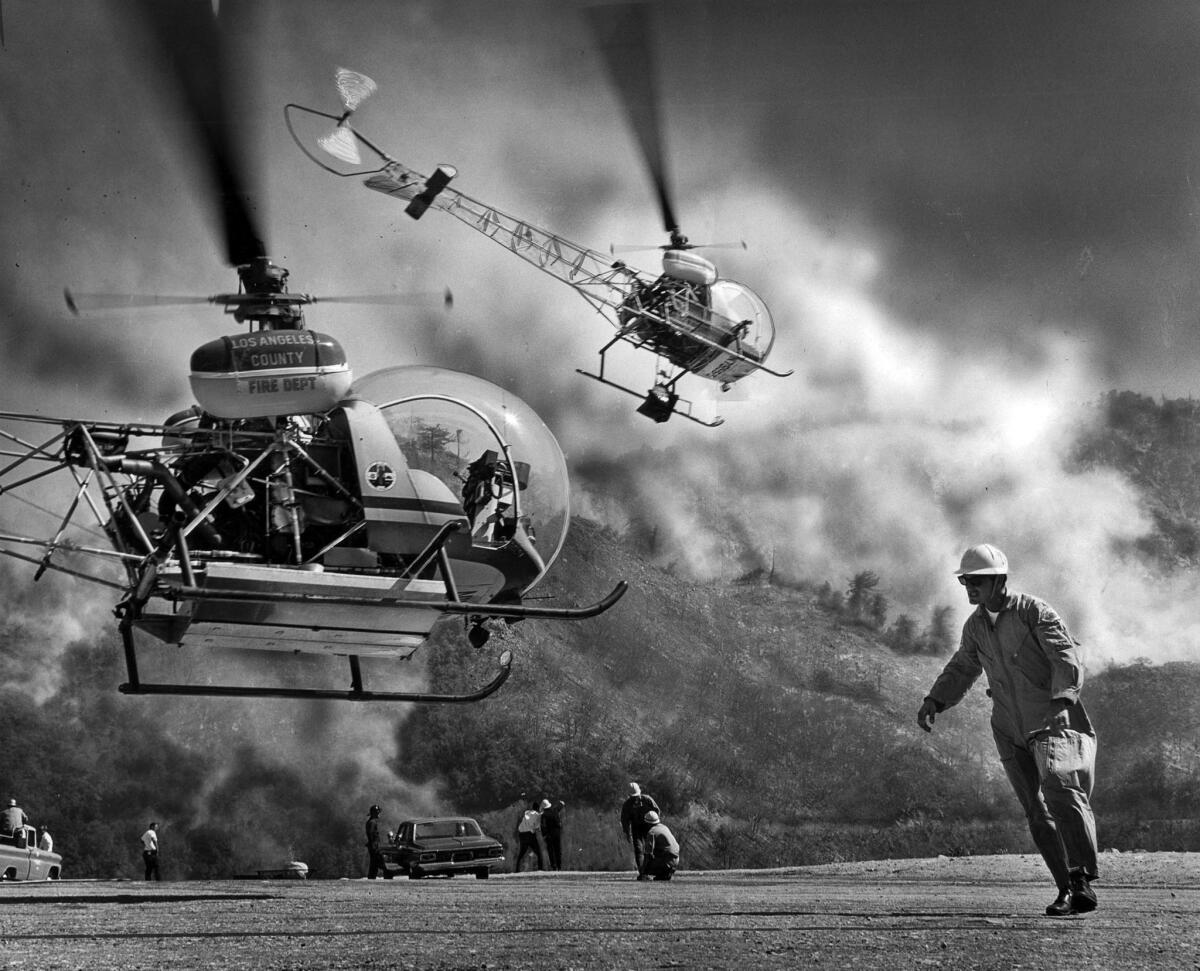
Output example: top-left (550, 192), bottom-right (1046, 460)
top-left (541, 799), bottom-right (565, 870)
top-left (140, 822), bottom-right (161, 881)
top-left (514, 800), bottom-right (546, 872)
top-left (365, 804), bottom-right (385, 879)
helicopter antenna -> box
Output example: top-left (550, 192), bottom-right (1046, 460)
top-left (584, 3), bottom-right (684, 247)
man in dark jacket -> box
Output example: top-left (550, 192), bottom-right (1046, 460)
top-left (364, 804), bottom-right (385, 879)
top-left (917, 544), bottom-right (1099, 917)
top-left (541, 799), bottom-right (565, 870)
top-left (619, 782), bottom-right (661, 876)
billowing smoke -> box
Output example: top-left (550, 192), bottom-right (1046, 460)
top-left (2, 3), bottom-right (1199, 865)
top-left (565, 184), bottom-right (1198, 666)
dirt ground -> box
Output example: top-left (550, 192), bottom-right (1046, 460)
top-left (1, 852), bottom-right (1198, 970)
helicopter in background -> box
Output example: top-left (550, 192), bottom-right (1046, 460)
top-left (0, 0), bottom-right (625, 704)
top-left (285, 5), bottom-right (792, 428)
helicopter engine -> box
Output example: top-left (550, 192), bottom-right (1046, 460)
top-left (189, 330), bottom-right (353, 419)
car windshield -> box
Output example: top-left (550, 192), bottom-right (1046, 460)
top-left (415, 820), bottom-right (481, 839)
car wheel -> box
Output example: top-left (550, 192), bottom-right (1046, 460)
top-left (407, 867), bottom-right (423, 880)
top-left (475, 868), bottom-right (489, 880)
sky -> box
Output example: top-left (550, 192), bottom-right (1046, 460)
top-left (4, 0), bottom-right (1200, 690)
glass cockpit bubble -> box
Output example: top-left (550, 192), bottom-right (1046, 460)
top-left (352, 366), bottom-right (569, 590)
top-left (709, 280), bottom-right (775, 356)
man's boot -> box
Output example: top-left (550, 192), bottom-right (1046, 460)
top-left (1045, 886), bottom-right (1072, 916)
top-left (1069, 870), bottom-right (1098, 913)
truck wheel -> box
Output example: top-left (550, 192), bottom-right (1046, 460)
top-left (474, 868), bottom-right (489, 880)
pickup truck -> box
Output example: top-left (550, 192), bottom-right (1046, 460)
top-left (0, 825), bottom-right (62, 881)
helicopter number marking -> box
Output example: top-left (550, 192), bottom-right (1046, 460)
top-left (366, 462), bottom-right (396, 491)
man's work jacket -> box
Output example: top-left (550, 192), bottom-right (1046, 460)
top-left (646, 823), bottom-right (679, 862)
top-left (927, 592), bottom-right (1094, 756)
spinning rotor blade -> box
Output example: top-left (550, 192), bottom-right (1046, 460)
top-left (313, 288), bottom-right (454, 310)
top-left (585, 3), bottom-right (680, 241)
top-left (64, 289), bottom-right (213, 316)
top-left (135, 0), bottom-right (266, 267)
top-left (609, 240), bottom-right (747, 255)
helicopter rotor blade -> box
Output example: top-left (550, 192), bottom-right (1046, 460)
top-left (584, 3), bottom-right (680, 241)
top-left (133, 0), bottom-right (267, 267)
top-left (312, 288), bottom-right (454, 310)
top-left (63, 289), bottom-right (215, 316)
top-left (609, 240), bottom-right (747, 255)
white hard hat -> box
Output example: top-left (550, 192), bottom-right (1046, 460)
top-left (955, 544), bottom-right (1008, 576)
top-left (644, 810), bottom-right (660, 824)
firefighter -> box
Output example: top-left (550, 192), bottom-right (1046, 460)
top-left (365, 805), bottom-right (385, 879)
top-left (917, 544), bottom-right (1099, 917)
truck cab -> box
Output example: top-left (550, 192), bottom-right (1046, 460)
top-left (0, 825), bottom-right (62, 881)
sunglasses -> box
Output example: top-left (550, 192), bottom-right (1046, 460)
top-left (958, 575), bottom-right (992, 588)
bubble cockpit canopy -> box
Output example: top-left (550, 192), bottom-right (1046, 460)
top-left (351, 365), bottom-right (569, 592)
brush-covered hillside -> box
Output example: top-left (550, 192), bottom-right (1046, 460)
top-left (3, 392), bottom-right (1200, 878)
top-left (402, 517), bottom-right (1200, 871)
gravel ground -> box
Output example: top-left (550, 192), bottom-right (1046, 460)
top-left (2, 852), bottom-right (1198, 970)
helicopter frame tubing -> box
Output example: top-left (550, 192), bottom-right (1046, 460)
top-left (284, 108), bottom-right (786, 375)
top-left (0, 410), bottom-right (628, 703)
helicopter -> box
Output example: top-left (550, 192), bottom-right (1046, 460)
top-left (0, 0), bottom-right (625, 704)
top-left (284, 5), bottom-right (792, 429)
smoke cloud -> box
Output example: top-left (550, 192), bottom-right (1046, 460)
top-left (2, 1), bottom-right (1199, 841)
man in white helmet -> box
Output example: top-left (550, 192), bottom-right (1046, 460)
top-left (916, 544), bottom-right (1099, 917)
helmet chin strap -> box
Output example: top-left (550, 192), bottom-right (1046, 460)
top-left (983, 575), bottom-right (1008, 611)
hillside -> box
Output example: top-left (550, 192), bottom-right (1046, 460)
top-left (400, 518), bottom-right (1200, 869)
top-left (2, 513), bottom-right (1199, 877)
top-left (5, 393), bottom-right (1200, 877)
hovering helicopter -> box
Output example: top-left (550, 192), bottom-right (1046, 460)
top-left (0, 0), bottom-right (625, 704)
top-left (284, 5), bottom-right (792, 429)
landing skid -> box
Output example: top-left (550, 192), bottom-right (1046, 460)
top-left (576, 369), bottom-right (724, 428)
top-left (115, 581), bottom-right (628, 703)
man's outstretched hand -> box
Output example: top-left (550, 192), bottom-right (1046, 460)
top-left (917, 697), bottom-right (940, 733)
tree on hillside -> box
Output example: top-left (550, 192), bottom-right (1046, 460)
top-left (886, 614), bottom-right (920, 654)
top-left (816, 580), bottom-right (844, 613)
top-left (923, 605), bottom-right (956, 657)
top-left (845, 571), bottom-right (880, 623)
top-left (869, 592), bottom-right (889, 630)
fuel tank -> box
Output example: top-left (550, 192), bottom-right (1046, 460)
top-left (189, 330), bottom-right (353, 419)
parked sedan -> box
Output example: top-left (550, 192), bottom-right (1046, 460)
top-left (380, 817), bottom-right (505, 880)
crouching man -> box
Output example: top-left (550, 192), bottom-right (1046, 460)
top-left (638, 811), bottom-right (679, 882)
top-left (917, 544), bottom-right (1099, 917)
